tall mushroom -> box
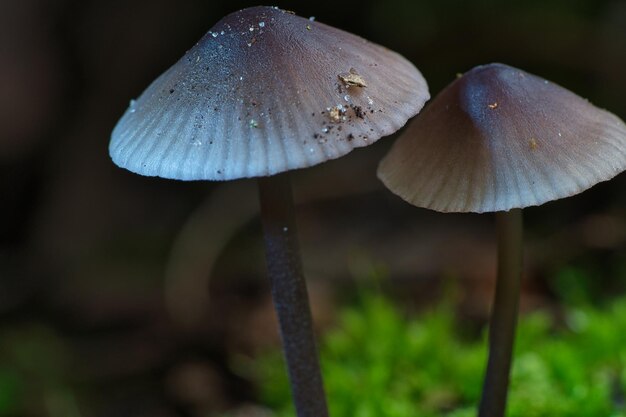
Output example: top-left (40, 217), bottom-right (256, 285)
top-left (109, 6), bottom-right (429, 417)
top-left (377, 63), bottom-right (626, 417)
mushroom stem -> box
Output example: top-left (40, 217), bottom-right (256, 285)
top-left (257, 172), bottom-right (329, 417)
top-left (478, 208), bottom-right (523, 417)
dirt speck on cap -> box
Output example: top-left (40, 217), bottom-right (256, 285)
top-left (329, 107), bottom-right (341, 122)
top-left (327, 105), bottom-right (347, 123)
top-left (351, 105), bottom-right (365, 119)
top-left (338, 68), bottom-right (367, 88)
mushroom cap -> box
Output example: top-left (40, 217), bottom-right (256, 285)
top-left (378, 63), bottom-right (626, 213)
top-left (110, 6), bottom-right (429, 181)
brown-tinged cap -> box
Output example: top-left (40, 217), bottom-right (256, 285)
top-left (378, 63), bottom-right (626, 213)
top-left (110, 6), bottom-right (429, 180)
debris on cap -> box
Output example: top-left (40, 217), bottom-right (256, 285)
top-left (338, 68), bottom-right (368, 88)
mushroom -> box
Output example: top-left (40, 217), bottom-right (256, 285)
top-left (377, 63), bottom-right (626, 417)
top-left (109, 6), bottom-right (429, 417)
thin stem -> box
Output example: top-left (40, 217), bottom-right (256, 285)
top-left (478, 208), bottom-right (524, 417)
top-left (257, 172), bottom-right (329, 417)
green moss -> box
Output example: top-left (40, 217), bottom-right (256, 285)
top-left (253, 292), bottom-right (626, 416)
top-left (0, 369), bottom-right (21, 416)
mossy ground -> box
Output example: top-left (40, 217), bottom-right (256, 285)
top-left (250, 275), bottom-right (626, 417)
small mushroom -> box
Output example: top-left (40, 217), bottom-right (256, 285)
top-left (377, 63), bottom-right (626, 417)
top-left (110, 6), bottom-right (429, 416)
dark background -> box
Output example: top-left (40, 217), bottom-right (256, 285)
top-left (2, 0), bottom-right (626, 416)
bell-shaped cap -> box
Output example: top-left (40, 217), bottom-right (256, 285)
top-left (110, 6), bottom-right (429, 180)
top-left (378, 63), bottom-right (626, 213)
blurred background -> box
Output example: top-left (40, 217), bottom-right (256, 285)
top-left (2, 0), bottom-right (626, 416)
